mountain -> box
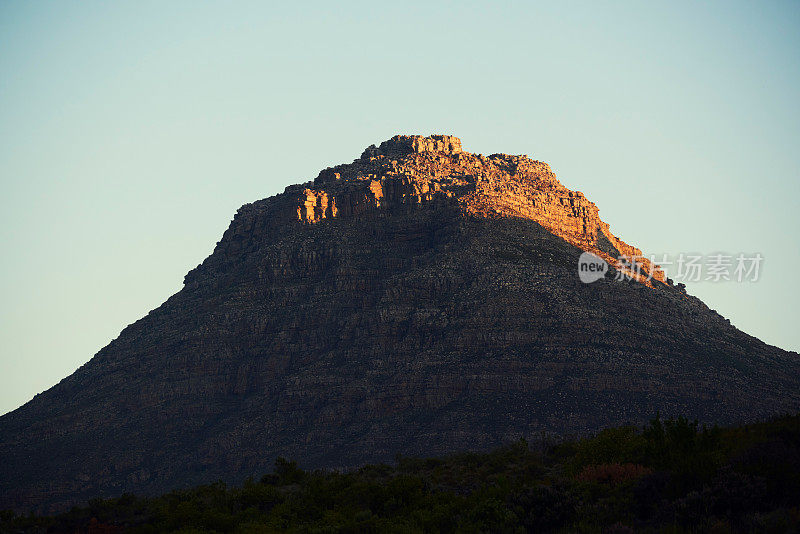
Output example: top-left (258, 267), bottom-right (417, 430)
top-left (1, 135), bottom-right (798, 513)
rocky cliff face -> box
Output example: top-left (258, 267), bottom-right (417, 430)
top-left (1, 135), bottom-right (798, 513)
top-left (301, 134), bottom-right (627, 259)
top-left (198, 135), bottom-right (657, 287)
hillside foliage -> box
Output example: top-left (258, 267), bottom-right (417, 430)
top-left (3, 414), bottom-right (799, 533)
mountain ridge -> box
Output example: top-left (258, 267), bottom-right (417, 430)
top-left (185, 135), bottom-right (665, 294)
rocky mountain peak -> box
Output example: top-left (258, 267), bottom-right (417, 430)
top-left (298, 134), bottom-right (662, 284)
top-left (188, 135), bottom-right (667, 290)
top-left (360, 134), bottom-right (463, 159)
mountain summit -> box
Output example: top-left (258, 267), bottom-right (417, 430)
top-left (2, 135), bottom-right (798, 512)
top-left (195, 134), bottom-right (658, 288)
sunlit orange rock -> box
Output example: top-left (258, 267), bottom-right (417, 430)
top-left (299, 134), bottom-right (662, 283)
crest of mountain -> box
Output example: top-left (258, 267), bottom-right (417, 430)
top-left (1, 135), bottom-right (798, 512)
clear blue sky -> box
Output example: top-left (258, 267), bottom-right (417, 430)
top-left (1, 1), bottom-right (798, 415)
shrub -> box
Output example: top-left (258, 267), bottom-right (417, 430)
top-left (576, 463), bottom-right (653, 485)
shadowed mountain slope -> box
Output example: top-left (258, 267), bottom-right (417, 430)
top-left (1, 135), bottom-right (798, 513)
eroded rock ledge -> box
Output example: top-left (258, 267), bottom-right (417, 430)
top-left (287, 134), bottom-right (663, 284)
top-left (187, 134), bottom-right (666, 288)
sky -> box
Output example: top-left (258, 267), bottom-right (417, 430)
top-left (1, 1), bottom-right (798, 416)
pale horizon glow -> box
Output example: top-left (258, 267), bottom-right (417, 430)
top-left (1, 1), bottom-right (799, 415)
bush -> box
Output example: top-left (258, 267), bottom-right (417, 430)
top-left (3, 414), bottom-right (799, 533)
top-left (576, 463), bottom-right (652, 485)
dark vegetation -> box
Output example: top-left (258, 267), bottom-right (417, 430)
top-left (3, 414), bottom-right (799, 533)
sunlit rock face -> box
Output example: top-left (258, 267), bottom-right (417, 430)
top-left (282, 134), bottom-right (658, 282)
top-left (1, 135), bottom-right (798, 513)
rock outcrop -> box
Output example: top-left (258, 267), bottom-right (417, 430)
top-left (1, 135), bottom-right (798, 513)
top-left (219, 134), bottom-right (659, 285)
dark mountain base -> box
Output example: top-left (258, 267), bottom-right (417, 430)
top-left (4, 414), bottom-right (800, 533)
